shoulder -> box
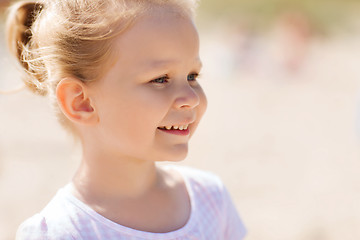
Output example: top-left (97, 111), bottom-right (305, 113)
top-left (16, 214), bottom-right (48, 240)
top-left (166, 165), bottom-right (247, 239)
top-left (16, 188), bottom-right (80, 240)
top-left (16, 213), bottom-right (77, 240)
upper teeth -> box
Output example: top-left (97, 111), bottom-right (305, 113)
top-left (161, 125), bottom-right (189, 130)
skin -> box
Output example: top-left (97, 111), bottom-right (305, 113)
top-left (56, 6), bottom-right (207, 233)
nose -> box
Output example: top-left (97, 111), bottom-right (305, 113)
top-left (174, 84), bottom-right (200, 109)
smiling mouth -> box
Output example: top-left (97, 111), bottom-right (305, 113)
top-left (157, 124), bottom-right (189, 131)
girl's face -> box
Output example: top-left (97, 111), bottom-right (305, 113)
top-left (87, 8), bottom-right (207, 162)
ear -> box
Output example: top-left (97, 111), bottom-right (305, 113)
top-left (56, 77), bottom-right (99, 125)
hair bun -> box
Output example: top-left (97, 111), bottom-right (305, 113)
top-left (6, 1), bottom-right (47, 95)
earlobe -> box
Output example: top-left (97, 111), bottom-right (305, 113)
top-left (56, 78), bottom-right (99, 125)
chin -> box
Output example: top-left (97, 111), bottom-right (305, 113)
top-left (157, 144), bottom-right (188, 162)
top-left (168, 154), bottom-right (187, 162)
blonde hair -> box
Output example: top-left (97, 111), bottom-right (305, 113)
top-left (6, 0), bottom-right (198, 130)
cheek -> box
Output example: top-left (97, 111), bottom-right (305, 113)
top-left (128, 90), bottom-right (171, 123)
top-left (99, 90), bottom-right (170, 135)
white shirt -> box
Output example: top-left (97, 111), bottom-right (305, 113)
top-left (17, 165), bottom-right (247, 240)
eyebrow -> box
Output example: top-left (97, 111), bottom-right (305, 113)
top-left (144, 58), bottom-right (203, 70)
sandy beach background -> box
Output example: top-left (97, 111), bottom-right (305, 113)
top-left (1, 1), bottom-right (360, 239)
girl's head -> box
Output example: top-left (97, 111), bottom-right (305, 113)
top-left (7, 0), bottom-right (207, 162)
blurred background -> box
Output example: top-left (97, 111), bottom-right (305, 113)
top-left (1, 0), bottom-right (360, 239)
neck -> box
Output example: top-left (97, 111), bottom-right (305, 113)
top-left (72, 147), bottom-right (159, 203)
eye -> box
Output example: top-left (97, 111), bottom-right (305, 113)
top-left (187, 73), bottom-right (199, 82)
top-left (150, 75), bottom-right (169, 84)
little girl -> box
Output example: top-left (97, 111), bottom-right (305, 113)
top-left (7, 0), bottom-right (246, 239)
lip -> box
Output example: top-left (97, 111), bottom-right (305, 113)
top-left (157, 128), bottom-right (190, 136)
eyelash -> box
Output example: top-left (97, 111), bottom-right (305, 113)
top-left (150, 73), bottom-right (200, 84)
top-left (150, 75), bottom-right (169, 84)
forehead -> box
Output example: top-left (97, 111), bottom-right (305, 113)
top-left (111, 8), bottom-right (200, 69)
